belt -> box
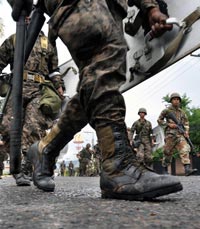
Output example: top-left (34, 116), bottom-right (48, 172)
top-left (23, 72), bottom-right (45, 83)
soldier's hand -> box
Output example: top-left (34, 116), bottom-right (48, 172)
top-left (184, 131), bottom-right (189, 138)
top-left (7, 0), bottom-right (33, 21)
top-left (147, 7), bottom-right (172, 37)
top-left (168, 123), bottom-right (177, 129)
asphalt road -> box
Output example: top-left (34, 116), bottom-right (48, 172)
top-left (0, 175), bottom-right (199, 229)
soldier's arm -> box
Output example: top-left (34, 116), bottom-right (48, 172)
top-left (182, 112), bottom-right (190, 134)
top-left (0, 34), bottom-right (15, 73)
top-left (130, 122), bottom-right (137, 139)
top-left (157, 109), bottom-right (168, 128)
top-left (127, 0), bottom-right (172, 37)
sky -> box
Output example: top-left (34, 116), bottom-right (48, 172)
top-left (1, 1), bottom-right (200, 161)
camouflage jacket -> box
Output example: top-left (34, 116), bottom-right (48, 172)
top-left (0, 31), bottom-right (63, 90)
top-left (131, 119), bottom-right (153, 140)
top-left (78, 148), bottom-right (92, 161)
top-left (36, 0), bottom-right (158, 43)
top-left (157, 105), bottom-right (189, 135)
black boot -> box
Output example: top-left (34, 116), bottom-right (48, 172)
top-left (184, 164), bottom-right (197, 176)
top-left (28, 125), bottom-right (75, 192)
top-left (97, 124), bottom-right (183, 200)
top-left (13, 151), bottom-right (32, 186)
top-left (13, 173), bottom-right (31, 186)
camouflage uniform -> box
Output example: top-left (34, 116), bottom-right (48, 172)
top-left (157, 105), bottom-right (191, 167)
top-left (93, 143), bottom-right (102, 175)
top-left (131, 119), bottom-right (153, 165)
top-left (23, 0), bottom-right (184, 200)
top-left (0, 31), bottom-right (63, 179)
top-left (78, 146), bottom-right (92, 176)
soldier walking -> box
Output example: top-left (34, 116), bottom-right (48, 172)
top-left (131, 108), bottom-right (154, 166)
top-left (157, 92), bottom-right (197, 176)
top-left (0, 25), bottom-right (64, 186)
top-left (11, 0), bottom-right (183, 200)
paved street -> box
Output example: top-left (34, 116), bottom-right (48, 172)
top-left (0, 175), bottom-right (200, 229)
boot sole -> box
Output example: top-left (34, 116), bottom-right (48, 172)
top-left (101, 183), bottom-right (183, 201)
top-left (33, 175), bottom-right (55, 192)
top-left (16, 182), bottom-right (31, 186)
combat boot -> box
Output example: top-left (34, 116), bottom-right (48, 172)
top-left (28, 125), bottom-right (74, 192)
top-left (12, 151), bottom-right (32, 186)
top-left (184, 164), bottom-right (197, 176)
top-left (13, 173), bottom-right (31, 186)
top-left (97, 124), bottom-right (183, 200)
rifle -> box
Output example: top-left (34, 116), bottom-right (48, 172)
top-left (10, 6), bottom-right (46, 174)
top-left (167, 112), bottom-right (195, 153)
top-left (0, 73), bottom-right (13, 124)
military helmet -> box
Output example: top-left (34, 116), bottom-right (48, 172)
top-left (138, 108), bottom-right (147, 115)
top-left (170, 92), bottom-right (181, 102)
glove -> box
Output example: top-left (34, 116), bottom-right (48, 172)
top-left (7, 0), bottom-right (33, 21)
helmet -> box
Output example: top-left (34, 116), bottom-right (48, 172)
top-left (170, 92), bottom-right (181, 102)
top-left (138, 108), bottom-right (147, 115)
top-left (86, 143), bottom-right (91, 148)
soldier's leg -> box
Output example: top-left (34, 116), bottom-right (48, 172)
top-left (176, 137), bottom-right (197, 176)
top-left (28, 94), bottom-right (88, 191)
top-left (22, 97), bottom-right (53, 178)
top-left (136, 143), bottom-right (145, 163)
top-left (30, 0), bottom-right (182, 198)
top-left (144, 142), bottom-right (153, 167)
top-left (162, 135), bottom-right (175, 174)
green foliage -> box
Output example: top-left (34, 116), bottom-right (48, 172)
top-left (188, 108), bottom-right (200, 146)
top-left (152, 148), bottom-right (179, 162)
top-left (152, 148), bottom-right (163, 162)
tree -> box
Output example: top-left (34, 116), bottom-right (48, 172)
top-left (162, 93), bottom-right (192, 115)
top-left (0, 0), bottom-right (4, 37)
top-left (188, 108), bottom-right (200, 150)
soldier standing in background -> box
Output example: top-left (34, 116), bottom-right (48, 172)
top-left (131, 108), bottom-right (154, 166)
top-left (12, 0), bottom-right (183, 199)
top-left (60, 160), bottom-right (66, 176)
top-left (78, 143), bottom-right (92, 176)
top-left (157, 92), bottom-right (197, 176)
top-left (0, 25), bottom-right (64, 186)
top-left (68, 161), bottom-right (74, 176)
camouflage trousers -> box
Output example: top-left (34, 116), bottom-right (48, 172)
top-left (137, 138), bottom-right (153, 166)
top-left (0, 81), bottom-right (53, 173)
top-left (162, 134), bottom-right (191, 167)
top-left (50, 0), bottom-right (127, 138)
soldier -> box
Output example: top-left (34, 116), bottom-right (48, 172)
top-left (131, 108), bottom-right (155, 166)
top-left (78, 143), bottom-right (92, 176)
top-left (60, 160), bottom-right (66, 176)
top-left (68, 161), bottom-right (74, 176)
top-left (10, 0), bottom-right (183, 200)
top-left (0, 25), bottom-right (64, 186)
top-left (157, 92), bottom-right (197, 176)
